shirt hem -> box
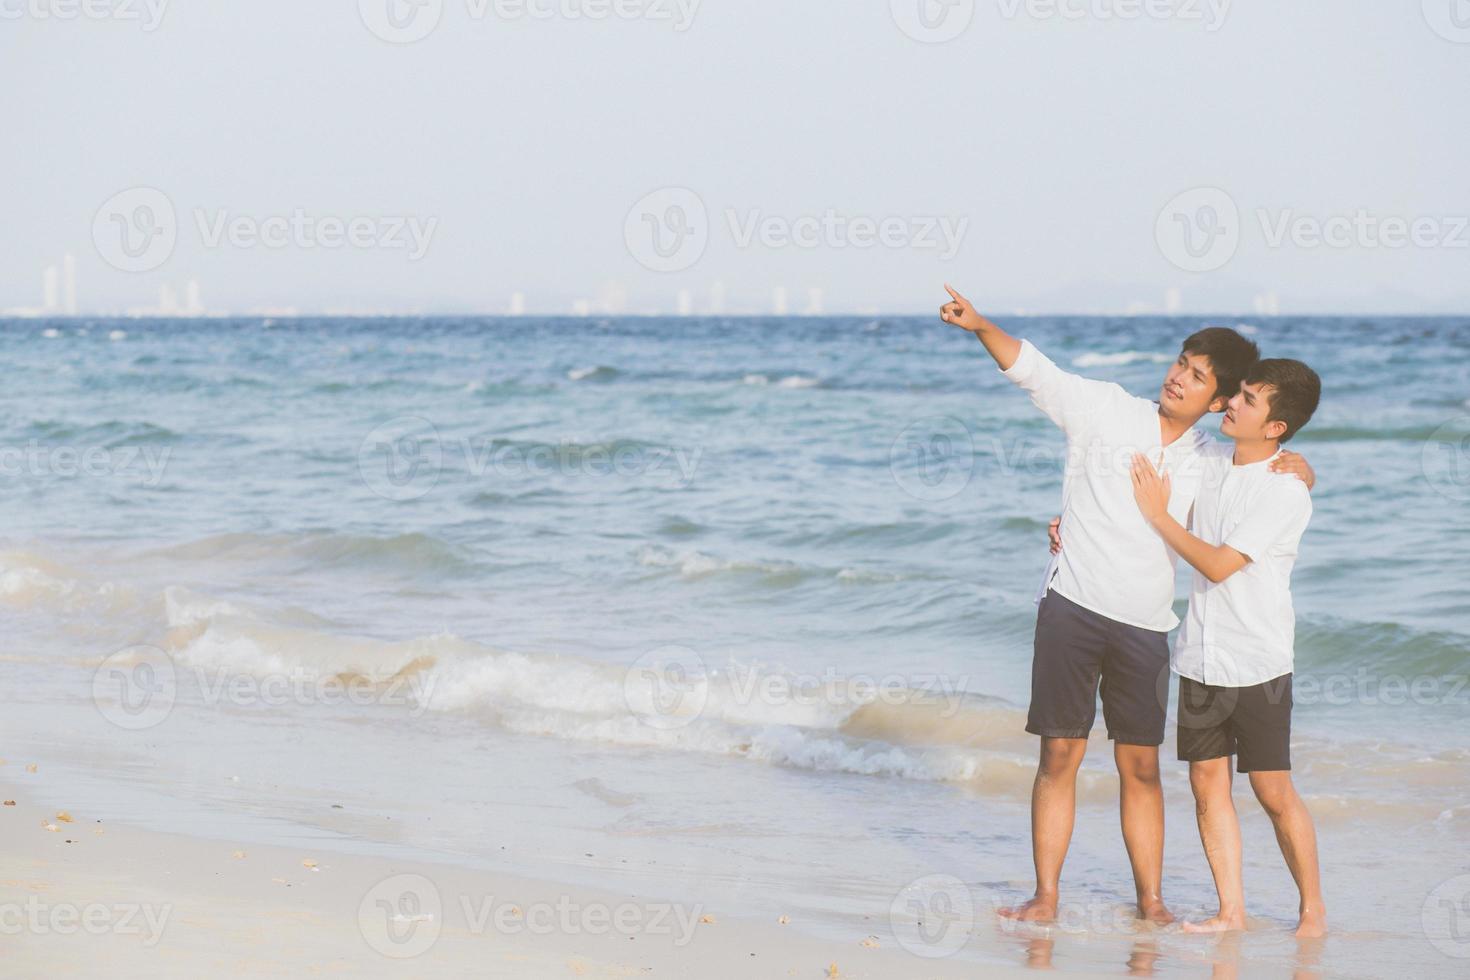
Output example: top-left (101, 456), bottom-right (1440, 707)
top-left (1170, 662), bottom-right (1295, 687)
top-left (1046, 583), bottom-right (1179, 634)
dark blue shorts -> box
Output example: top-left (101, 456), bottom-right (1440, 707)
top-left (1025, 589), bottom-right (1171, 746)
top-left (1177, 674), bottom-right (1293, 773)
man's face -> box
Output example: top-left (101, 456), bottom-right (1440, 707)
top-left (1221, 380), bottom-right (1284, 441)
top-left (1160, 350), bottom-right (1225, 421)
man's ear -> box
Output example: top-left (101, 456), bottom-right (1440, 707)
top-left (1265, 419), bottom-right (1288, 441)
top-left (1208, 395), bottom-right (1229, 413)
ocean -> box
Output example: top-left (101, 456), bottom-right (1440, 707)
top-left (2, 314), bottom-right (1468, 977)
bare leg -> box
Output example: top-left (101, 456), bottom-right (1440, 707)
top-left (1248, 771), bottom-right (1326, 938)
top-left (1183, 758), bottom-right (1246, 933)
top-left (1115, 742), bottom-right (1174, 924)
top-left (1000, 736), bottom-right (1087, 922)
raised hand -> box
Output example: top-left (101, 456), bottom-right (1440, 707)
top-left (939, 284), bottom-right (988, 334)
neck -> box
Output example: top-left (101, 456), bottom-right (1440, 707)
top-left (1157, 410), bottom-right (1197, 447)
top-left (1232, 438), bottom-right (1279, 465)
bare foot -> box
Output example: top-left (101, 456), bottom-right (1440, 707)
top-left (998, 895), bottom-right (1058, 922)
top-left (1294, 909), bottom-right (1327, 938)
top-left (1182, 911), bottom-right (1246, 934)
top-left (1137, 898), bottom-right (1176, 926)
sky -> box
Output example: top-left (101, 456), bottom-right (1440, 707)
top-left (3, 0), bottom-right (1468, 316)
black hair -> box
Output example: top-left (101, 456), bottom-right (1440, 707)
top-left (1180, 327), bottom-right (1261, 403)
top-left (1245, 358), bottom-right (1321, 443)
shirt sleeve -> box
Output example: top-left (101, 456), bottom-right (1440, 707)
top-left (1001, 339), bottom-right (1133, 438)
top-left (1224, 476), bottom-right (1312, 562)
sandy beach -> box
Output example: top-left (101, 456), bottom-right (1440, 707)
top-left (2, 767), bottom-right (1042, 980)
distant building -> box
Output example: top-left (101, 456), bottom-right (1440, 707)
top-left (62, 254), bottom-right (77, 314)
top-left (803, 287), bottom-right (824, 316)
top-left (43, 265), bottom-right (59, 311)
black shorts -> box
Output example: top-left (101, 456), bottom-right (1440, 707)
top-left (1025, 589), bottom-right (1170, 746)
top-left (1176, 674), bottom-right (1293, 773)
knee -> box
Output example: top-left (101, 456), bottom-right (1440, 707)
top-left (1038, 740), bottom-right (1086, 777)
top-left (1116, 749), bottom-right (1161, 787)
top-left (1189, 763), bottom-right (1231, 811)
top-left (1249, 774), bottom-right (1293, 818)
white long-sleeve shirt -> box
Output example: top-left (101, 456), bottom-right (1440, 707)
top-left (1002, 339), bottom-right (1225, 632)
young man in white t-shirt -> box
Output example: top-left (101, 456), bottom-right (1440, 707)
top-left (937, 285), bottom-right (1315, 924)
top-left (1128, 358), bottom-right (1326, 938)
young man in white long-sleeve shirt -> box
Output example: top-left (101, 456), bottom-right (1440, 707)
top-left (937, 285), bottom-right (1314, 924)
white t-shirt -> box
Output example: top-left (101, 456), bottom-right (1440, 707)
top-left (1002, 339), bottom-right (1225, 632)
top-left (1173, 449), bottom-right (1312, 686)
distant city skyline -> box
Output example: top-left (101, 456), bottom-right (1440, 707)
top-left (0, 250), bottom-right (1308, 320)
